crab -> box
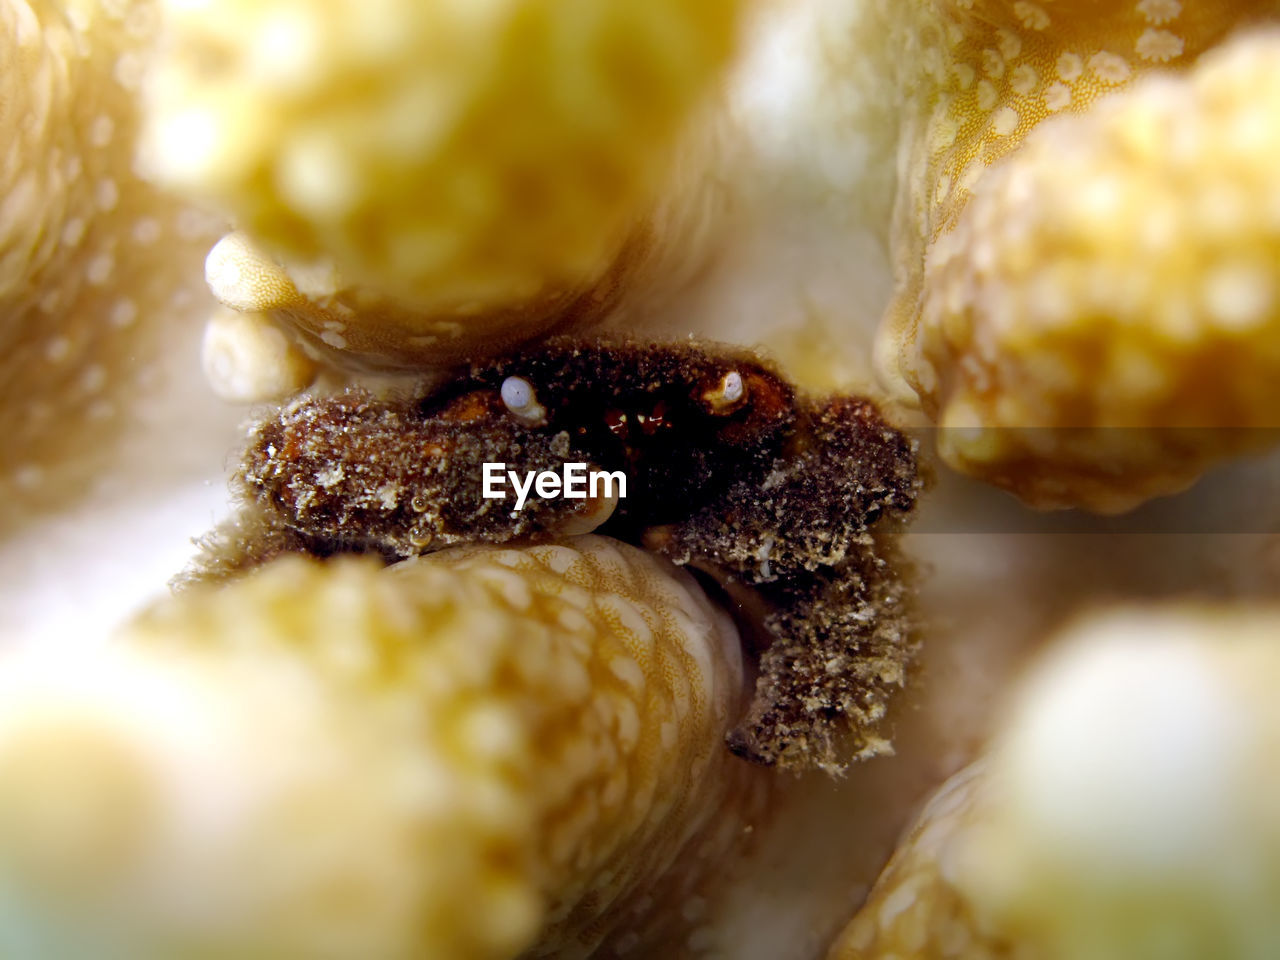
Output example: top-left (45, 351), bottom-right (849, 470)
top-left (189, 337), bottom-right (923, 774)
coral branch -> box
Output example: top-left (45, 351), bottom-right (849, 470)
top-left (871, 2), bottom-right (1280, 509)
top-left (144, 0), bottom-right (745, 367)
top-left (0, 539), bottom-right (762, 959)
top-left (829, 605), bottom-right (1280, 959)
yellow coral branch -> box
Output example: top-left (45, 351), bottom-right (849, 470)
top-left (871, 2), bottom-right (1280, 509)
top-left (0, 0), bottom-right (222, 522)
top-left (829, 605), bottom-right (1280, 959)
top-left (0, 538), bottom-right (760, 959)
top-left (144, 0), bottom-right (745, 367)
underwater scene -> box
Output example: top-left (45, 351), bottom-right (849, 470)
top-left (3, 1), bottom-right (1280, 958)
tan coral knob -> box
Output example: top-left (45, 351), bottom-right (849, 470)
top-left (0, 538), bottom-right (758, 959)
top-left (829, 605), bottom-right (1280, 960)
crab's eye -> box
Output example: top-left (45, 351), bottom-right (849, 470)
top-left (722, 372), bottom-right (745, 403)
top-left (605, 409), bottom-right (629, 439)
top-left (501, 375), bottom-right (548, 426)
top-left (638, 400), bottom-right (668, 436)
top-left (702, 370), bottom-right (747, 413)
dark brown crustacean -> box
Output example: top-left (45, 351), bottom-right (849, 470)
top-left (192, 338), bottom-right (922, 773)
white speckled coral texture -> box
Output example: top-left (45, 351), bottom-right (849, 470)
top-left (0, 541), bottom-right (762, 959)
top-left (143, 0), bottom-right (746, 366)
top-left (829, 608), bottom-right (1280, 959)
top-left (871, 0), bottom-right (1280, 510)
top-left (0, 0), bottom-right (234, 520)
top-left (0, 0), bottom-right (242, 642)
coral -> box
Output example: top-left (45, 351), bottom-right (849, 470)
top-left (143, 0), bottom-right (745, 367)
top-left (828, 606), bottom-right (1280, 959)
top-left (28, 3), bottom-right (1280, 957)
top-left (0, 0), bottom-right (222, 525)
top-left (201, 305), bottom-right (317, 403)
top-left (0, 538), bottom-right (764, 959)
top-left (869, 1), bottom-right (1280, 510)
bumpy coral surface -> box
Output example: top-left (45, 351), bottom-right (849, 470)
top-left (0, 0), bottom-right (221, 525)
top-left (144, 0), bottom-right (744, 366)
top-left (829, 606), bottom-right (1280, 959)
top-left (0, 539), bottom-right (762, 960)
top-left (201, 304), bottom-right (317, 403)
top-left (869, 1), bottom-right (1280, 510)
